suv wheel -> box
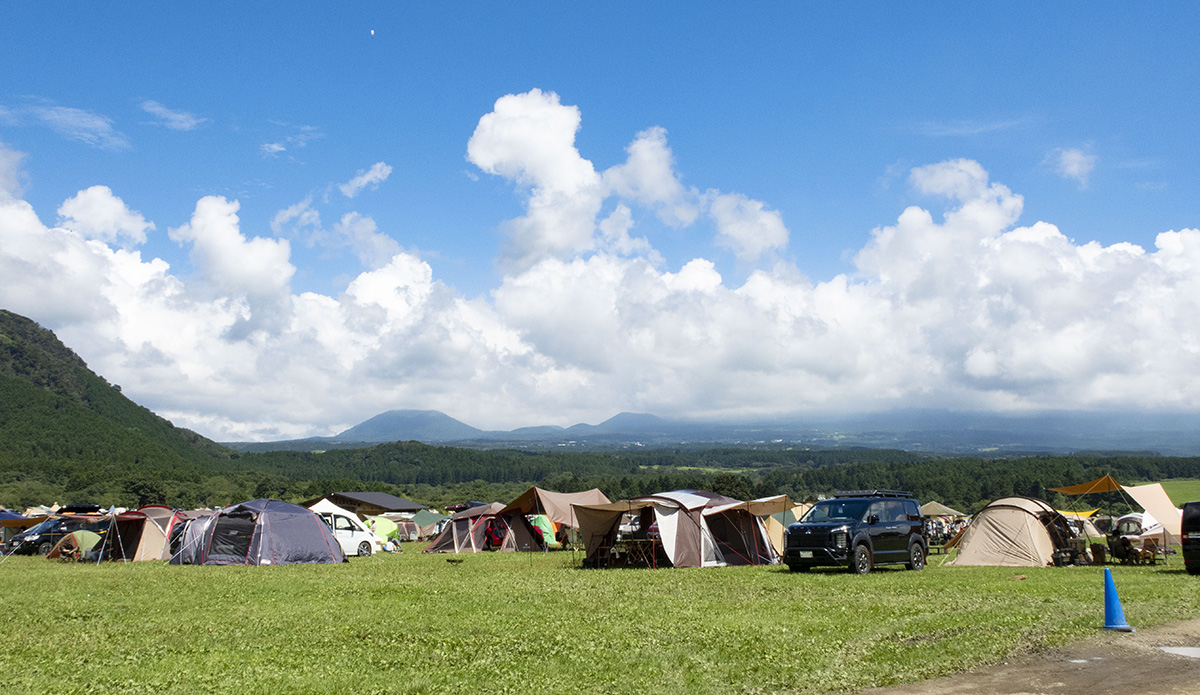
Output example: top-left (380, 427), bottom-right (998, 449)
top-left (851, 545), bottom-right (873, 574)
top-left (37, 541), bottom-right (53, 556)
top-left (356, 541), bottom-right (372, 557)
top-left (906, 544), bottom-right (926, 570)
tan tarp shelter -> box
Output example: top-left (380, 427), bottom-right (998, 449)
top-left (921, 501), bottom-right (966, 517)
top-left (1050, 475), bottom-right (1182, 544)
top-left (423, 503), bottom-right (542, 553)
top-left (500, 487), bottom-right (610, 528)
top-left (1122, 483), bottom-right (1182, 544)
top-left (763, 501), bottom-right (812, 556)
top-left (574, 491), bottom-right (788, 568)
top-left (951, 497), bottom-right (1076, 567)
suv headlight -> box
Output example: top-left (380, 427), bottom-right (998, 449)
top-left (832, 530), bottom-right (848, 549)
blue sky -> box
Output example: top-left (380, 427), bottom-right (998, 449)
top-left (2, 4), bottom-right (1199, 440)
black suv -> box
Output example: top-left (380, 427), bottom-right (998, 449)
top-left (1183, 501), bottom-right (1200, 576)
top-left (6, 516), bottom-right (110, 556)
top-left (784, 490), bottom-right (926, 574)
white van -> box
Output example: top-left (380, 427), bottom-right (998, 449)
top-left (309, 499), bottom-right (383, 557)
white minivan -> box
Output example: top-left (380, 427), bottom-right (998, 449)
top-left (309, 499), bottom-right (384, 557)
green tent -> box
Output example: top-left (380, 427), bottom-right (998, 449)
top-left (412, 509), bottom-right (450, 538)
top-left (47, 529), bottom-right (102, 560)
top-left (365, 515), bottom-right (398, 541)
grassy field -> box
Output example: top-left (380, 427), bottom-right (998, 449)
top-left (1160, 479), bottom-right (1200, 506)
top-left (1, 548), bottom-right (1198, 695)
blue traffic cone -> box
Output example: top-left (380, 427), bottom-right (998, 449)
top-left (1102, 567), bottom-right (1134, 632)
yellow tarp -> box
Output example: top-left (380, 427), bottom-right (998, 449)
top-left (1049, 475), bottom-right (1122, 495)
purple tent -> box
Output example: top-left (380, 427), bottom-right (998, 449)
top-left (197, 499), bottom-right (345, 565)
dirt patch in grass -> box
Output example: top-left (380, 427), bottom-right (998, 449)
top-left (863, 617), bottom-right (1200, 695)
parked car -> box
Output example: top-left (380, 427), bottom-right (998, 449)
top-left (316, 511), bottom-right (382, 557)
top-left (1182, 501), bottom-right (1200, 576)
top-left (6, 516), bottom-right (110, 556)
top-left (784, 490), bottom-right (926, 574)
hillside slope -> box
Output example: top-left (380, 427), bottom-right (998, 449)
top-left (0, 310), bottom-right (231, 499)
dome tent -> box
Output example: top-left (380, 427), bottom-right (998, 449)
top-left (196, 499), bottom-right (344, 566)
top-left (951, 497), bottom-right (1076, 567)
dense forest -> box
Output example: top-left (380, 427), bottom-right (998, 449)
top-left (4, 308), bottom-right (1200, 513)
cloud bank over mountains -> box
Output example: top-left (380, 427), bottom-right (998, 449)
top-left (1, 91), bottom-right (1197, 441)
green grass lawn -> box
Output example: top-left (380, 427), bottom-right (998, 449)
top-left (1, 548), bottom-right (1197, 694)
top-left (1159, 479), bottom-right (1200, 506)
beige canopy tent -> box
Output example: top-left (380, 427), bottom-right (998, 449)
top-left (500, 487), bottom-right (611, 528)
top-left (573, 491), bottom-right (789, 568)
top-left (920, 501), bottom-right (966, 517)
top-left (951, 497), bottom-right (1076, 567)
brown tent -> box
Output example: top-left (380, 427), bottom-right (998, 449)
top-left (951, 497), bottom-right (1076, 567)
top-left (500, 487), bottom-right (610, 528)
top-left (423, 503), bottom-right (543, 553)
top-left (101, 505), bottom-right (183, 562)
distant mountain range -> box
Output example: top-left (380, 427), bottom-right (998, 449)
top-left (224, 407), bottom-right (1200, 456)
top-left (5, 308), bottom-right (1197, 460)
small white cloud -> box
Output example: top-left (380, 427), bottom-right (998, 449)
top-left (139, 100), bottom-right (207, 131)
top-left (339, 162), bottom-right (393, 198)
top-left (271, 196), bottom-right (322, 239)
top-left (28, 104), bottom-right (129, 151)
top-left (57, 185), bottom-right (155, 245)
top-left (261, 142), bottom-right (286, 157)
top-left (1049, 146), bottom-right (1097, 188)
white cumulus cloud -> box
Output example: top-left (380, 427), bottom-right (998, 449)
top-left (1, 97), bottom-right (1199, 441)
top-left (57, 185), bottom-right (155, 246)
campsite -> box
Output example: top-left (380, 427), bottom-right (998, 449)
top-left (2, 544), bottom-right (1199, 694)
top-left (3, 476), bottom-right (1200, 694)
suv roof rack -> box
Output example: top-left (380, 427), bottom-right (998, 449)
top-left (833, 490), bottom-right (914, 499)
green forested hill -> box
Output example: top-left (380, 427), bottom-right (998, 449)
top-left (0, 310), bottom-right (235, 507)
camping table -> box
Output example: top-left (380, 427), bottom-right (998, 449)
top-left (621, 539), bottom-right (658, 568)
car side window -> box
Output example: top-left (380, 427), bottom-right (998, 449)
top-left (334, 516), bottom-right (355, 532)
top-left (866, 502), bottom-right (884, 522)
top-left (908, 500), bottom-right (921, 521)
